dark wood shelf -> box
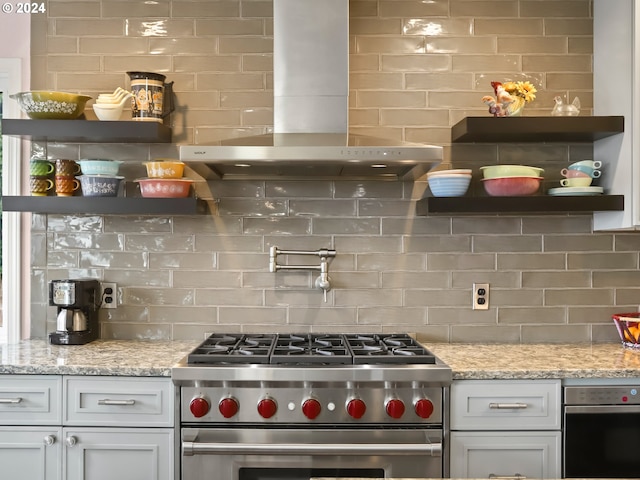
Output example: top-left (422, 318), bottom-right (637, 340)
top-left (416, 195), bottom-right (625, 215)
top-left (1, 119), bottom-right (171, 143)
top-left (1, 196), bottom-right (206, 215)
top-left (451, 116), bottom-right (624, 143)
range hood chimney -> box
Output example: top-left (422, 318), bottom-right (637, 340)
top-left (180, 0), bottom-right (442, 180)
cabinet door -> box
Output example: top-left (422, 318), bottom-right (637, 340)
top-left (450, 431), bottom-right (561, 479)
top-left (63, 427), bottom-right (173, 480)
top-left (0, 427), bottom-right (62, 480)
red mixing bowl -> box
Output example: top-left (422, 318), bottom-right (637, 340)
top-left (481, 176), bottom-right (543, 196)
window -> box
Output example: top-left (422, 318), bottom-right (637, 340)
top-left (0, 58), bottom-right (23, 343)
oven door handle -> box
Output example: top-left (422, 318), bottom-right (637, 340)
top-left (182, 441), bottom-right (442, 457)
top-left (565, 404), bottom-right (640, 414)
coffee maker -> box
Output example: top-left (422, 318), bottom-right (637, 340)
top-left (49, 279), bottom-right (101, 345)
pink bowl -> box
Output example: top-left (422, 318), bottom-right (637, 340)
top-left (135, 178), bottom-right (194, 198)
top-left (482, 176), bottom-right (543, 196)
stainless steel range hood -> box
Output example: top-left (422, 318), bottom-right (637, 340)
top-left (180, 0), bottom-right (442, 181)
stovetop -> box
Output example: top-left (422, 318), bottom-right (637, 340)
top-left (186, 333), bottom-right (437, 366)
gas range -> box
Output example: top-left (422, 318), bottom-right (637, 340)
top-left (172, 333), bottom-right (451, 425)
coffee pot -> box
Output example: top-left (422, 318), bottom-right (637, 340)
top-left (49, 279), bottom-right (101, 345)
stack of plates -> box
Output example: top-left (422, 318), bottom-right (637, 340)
top-left (548, 186), bottom-right (604, 196)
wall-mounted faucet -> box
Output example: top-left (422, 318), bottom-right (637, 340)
top-left (269, 246), bottom-right (337, 301)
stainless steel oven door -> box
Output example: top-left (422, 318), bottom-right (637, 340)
top-left (181, 427), bottom-right (443, 480)
top-left (564, 404), bottom-right (640, 478)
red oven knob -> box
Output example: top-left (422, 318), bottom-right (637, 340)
top-left (218, 397), bottom-right (239, 418)
top-left (346, 398), bottom-right (366, 419)
top-left (414, 398), bottom-right (435, 418)
top-left (302, 398), bottom-right (322, 419)
top-left (257, 397), bottom-right (277, 419)
top-left (189, 396), bottom-right (210, 418)
top-left (385, 399), bottom-right (405, 419)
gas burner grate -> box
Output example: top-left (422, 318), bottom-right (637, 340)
top-left (185, 333), bottom-right (437, 365)
top-left (271, 334), bottom-right (352, 365)
top-left (346, 334), bottom-right (437, 364)
top-left (187, 334), bottom-right (276, 364)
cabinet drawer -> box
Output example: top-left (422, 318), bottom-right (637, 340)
top-left (0, 375), bottom-right (62, 425)
top-left (450, 431), bottom-right (561, 479)
top-left (451, 379), bottom-right (561, 430)
top-left (64, 377), bottom-right (173, 427)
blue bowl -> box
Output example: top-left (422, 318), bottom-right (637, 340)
top-left (428, 175), bottom-right (471, 197)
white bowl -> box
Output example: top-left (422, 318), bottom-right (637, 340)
top-left (93, 103), bottom-right (124, 121)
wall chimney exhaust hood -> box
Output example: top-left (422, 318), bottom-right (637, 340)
top-left (179, 0), bottom-right (443, 181)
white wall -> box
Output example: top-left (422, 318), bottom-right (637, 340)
top-left (0, 14), bottom-right (29, 89)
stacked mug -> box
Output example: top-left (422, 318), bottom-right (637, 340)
top-left (560, 160), bottom-right (602, 188)
top-left (54, 159), bottom-right (81, 196)
top-left (29, 158), bottom-right (55, 196)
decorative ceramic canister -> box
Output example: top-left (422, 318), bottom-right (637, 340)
top-left (127, 71), bottom-right (174, 123)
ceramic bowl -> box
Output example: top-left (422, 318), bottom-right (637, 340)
top-left (136, 178), bottom-right (193, 198)
top-left (93, 103), bottom-right (124, 121)
top-left (426, 168), bottom-right (472, 178)
top-left (143, 160), bottom-right (185, 179)
top-left (78, 159), bottom-right (123, 176)
top-left (78, 175), bottom-right (124, 197)
top-left (427, 174), bottom-right (472, 197)
top-left (482, 176), bottom-right (543, 196)
top-left (480, 165), bottom-right (544, 179)
top-left (10, 91), bottom-right (91, 119)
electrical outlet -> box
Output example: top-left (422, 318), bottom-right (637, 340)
top-left (101, 282), bottom-right (117, 309)
top-left (473, 283), bottom-right (489, 310)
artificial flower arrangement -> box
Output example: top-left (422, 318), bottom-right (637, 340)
top-left (482, 80), bottom-right (537, 117)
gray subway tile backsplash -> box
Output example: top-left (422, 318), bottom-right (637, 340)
top-left (31, 0), bottom-right (638, 343)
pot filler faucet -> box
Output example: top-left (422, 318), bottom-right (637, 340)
top-left (269, 246), bottom-right (336, 301)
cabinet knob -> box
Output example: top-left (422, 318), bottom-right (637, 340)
top-left (65, 436), bottom-right (78, 447)
top-left (43, 434), bottom-right (56, 446)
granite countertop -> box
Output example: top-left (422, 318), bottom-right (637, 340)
top-left (0, 339), bottom-right (199, 376)
top-left (428, 342), bottom-right (640, 380)
top-left (2, 339), bottom-right (640, 379)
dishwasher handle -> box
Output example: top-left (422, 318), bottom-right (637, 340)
top-left (183, 441), bottom-right (442, 457)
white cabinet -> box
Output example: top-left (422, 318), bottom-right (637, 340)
top-left (63, 427), bottom-right (173, 480)
top-left (593, 0), bottom-right (640, 230)
top-left (449, 379), bottom-right (561, 479)
top-left (0, 427), bottom-right (62, 480)
top-left (0, 375), bottom-right (174, 480)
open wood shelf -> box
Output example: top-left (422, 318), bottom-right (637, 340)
top-left (1, 196), bottom-right (207, 215)
top-left (1, 119), bottom-right (171, 143)
top-left (416, 195), bottom-right (625, 215)
top-left (451, 116), bottom-right (624, 143)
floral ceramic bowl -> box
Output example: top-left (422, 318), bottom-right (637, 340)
top-left (10, 91), bottom-right (92, 119)
top-left (135, 178), bottom-right (193, 198)
top-left (143, 160), bottom-right (185, 179)
top-left (78, 159), bottom-right (123, 176)
top-left (78, 175), bottom-right (124, 197)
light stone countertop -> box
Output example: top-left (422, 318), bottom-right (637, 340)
top-left (2, 339), bottom-right (640, 380)
top-left (0, 339), bottom-right (199, 376)
top-left (427, 342), bottom-right (640, 380)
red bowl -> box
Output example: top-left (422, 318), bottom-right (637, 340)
top-left (482, 176), bottom-right (543, 196)
top-left (135, 178), bottom-right (194, 198)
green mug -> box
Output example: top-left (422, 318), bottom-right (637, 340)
top-left (30, 160), bottom-right (54, 176)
